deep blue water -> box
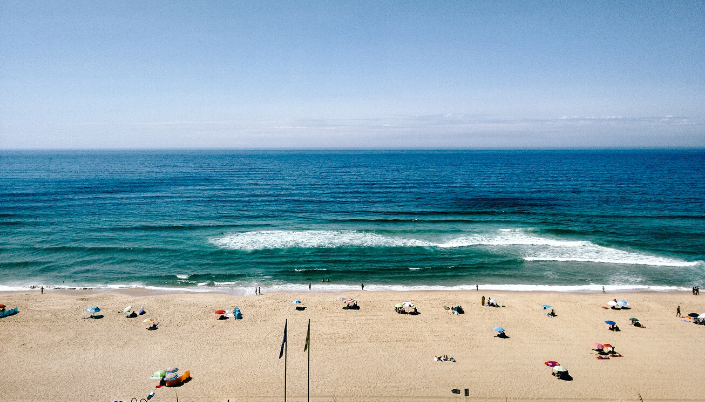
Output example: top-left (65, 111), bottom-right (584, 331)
top-left (1, 150), bottom-right (704, 294)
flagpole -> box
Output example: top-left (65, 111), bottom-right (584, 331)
top-left (307, 318), bottom-right (310, 402)
top-left (284, 322), bottom-right (287, 402)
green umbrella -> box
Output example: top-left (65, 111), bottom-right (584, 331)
top-left (630, 317), bottom-right (639, 322)
top-left (395, 303), bottom-right (403, 308)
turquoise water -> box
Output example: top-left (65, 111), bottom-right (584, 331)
top-left (1, 150), bottom-right (704, 294)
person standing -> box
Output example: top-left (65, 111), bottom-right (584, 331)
top-left (476, 284), bottom-right (478, 291)
top-left (309, 283), bottom-right (311, 290)
top-left (677, 305), bottom-right (681, 317)
top-left (361, 283), bottom-right (364, 291)
top-left (41, 286), bottom-right (44, 294)
top-left (481, 295), bottom-right (485, 306)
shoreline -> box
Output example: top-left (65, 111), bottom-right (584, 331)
top-left (1, 283), bottom-right (696, 297)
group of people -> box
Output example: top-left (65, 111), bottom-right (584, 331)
top-left (434, 355), bottom-right (455, 362)
top-left (693, 287), bottom-right (700, 295)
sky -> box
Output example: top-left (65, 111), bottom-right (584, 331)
top-left (1, 1), bottom-right (704, 149)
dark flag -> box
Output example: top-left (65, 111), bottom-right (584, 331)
top-left (304, 319), bottom-right (310, 352)
top-left (279, 319), bottom-right (287, 359)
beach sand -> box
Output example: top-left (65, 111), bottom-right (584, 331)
top-left (1, 289), bottom-right (704, 401)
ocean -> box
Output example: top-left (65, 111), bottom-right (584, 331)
top-left (1, 150), bottom-right (703, 294)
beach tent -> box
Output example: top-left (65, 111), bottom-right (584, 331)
top-left (233, 307), bottom-right (242, 319)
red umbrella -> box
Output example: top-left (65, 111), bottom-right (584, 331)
top-left (592, 343), bottom-right (604, 350)
top-left (544, 361), bottom-right (559, 367)
top-left (0, 304), bottom-right (5, 308)
top-left (215, 310), bottom-right (226, 315)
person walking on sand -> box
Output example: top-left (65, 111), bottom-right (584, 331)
top-left (677, 305), bottom-right (681, 317)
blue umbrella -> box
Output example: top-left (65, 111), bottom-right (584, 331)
top-left (493, 326), bottom-right (505, 332)
top-left (617, 300), bottom-right (629, 307)
top-left (605, 320), bottom-right (616, 325)
top-left (292, 300), bottom-right (301, 304)
top-left (86, 306), bottom-right (100, 314)
top-left (542, 305), bottom-right (552, 309)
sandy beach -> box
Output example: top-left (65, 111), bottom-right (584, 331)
top-left (1, 288), bottom-right (704, 401)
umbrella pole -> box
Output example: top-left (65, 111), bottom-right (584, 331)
top-left (284, 339), bottom-right (287, 402)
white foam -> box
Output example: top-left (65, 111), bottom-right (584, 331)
top-left (210, 229), bottom-right (699, 268)
top-left (176, 274), bottom-right (190, 279)
top-left (210, 230), bottom-right (431, 250)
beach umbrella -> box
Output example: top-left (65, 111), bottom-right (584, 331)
top-left (493, 327), bottom-right (505, 332)
top-left (629, 318), bottom-right (639, 322)
top-left (603, 344), bottom-right (612, 349)
top-left (395, 303), bottom-right (403, 308)
top-left (605, 320), bottom-right (616, 325)
top-left (336, 296), bottom-right (346, 301)
top-left (153, 370), bottom-right (166, 378)
top-left (617, 300), bottom-right (629, 307)
top-left (0, 304), bottom-right (5, 309)
top-left (143, 318), bottom-right (154, 323)
top-left (166, 367), bottom-right (178, 374)
top-left (699, 314), bottom-right (705, 319)
top-left (215, 309), bottom-right (226, 315)
top-left (607, 300), bottom-right (618, 306)
top-left (544, 361), bottom-right (559, 367)
top-left (344, 299), bottom-right (355, 303)
top-left (403, 301), bottom-right (414, 307)
top-left (86, 306), bottom-right (100, 314)
top-left (122, 305), bottom-right (132, 314)
top-left (542, 305), bottom-right (552, 309)
top-left (164, 372), bottom-right (178, 382)
top-left (687, 313), bottom-right (699, 318)
top-left (489, 299), bottom-right (497, 303)
top-left (592, 343), bottom-right (604, 350)
top-left (553, 366), bottom-right (568, 373)
top-left (292, 300), bottom-right (301, 304)
top-left (139, 306), bottom-right (145, 315)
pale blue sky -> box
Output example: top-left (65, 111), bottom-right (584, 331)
top-left (1, 1), bottom-right (703, 149)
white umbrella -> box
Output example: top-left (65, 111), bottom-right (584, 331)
top-left (607, 300), bottom-right (618, 306)
top-left (122, 305), bottom-right (132, 314)
top-left (698, 314), bottom-right (705, 319)
top-left (553, 366), bottom-right (568, 373)
top-left (489, 299), bottom-right (497, 303)
top-left (402, 301), bottom-right (414, 307)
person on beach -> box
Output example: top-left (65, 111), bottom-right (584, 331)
top-left (309, 283), bottom-right (311, 290)
top-left (361, 283), bottom-right (364, 291)
top-left (476, 284), bottom-right (478, 291)
top-left (41, 286), bottom-right (43, 294)
top-left (602, 286), bottom-right (605, 293)
top-left (676, 305), bottom-right (681, 317)
top-left (481, 296), bottom-right (485, 306)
